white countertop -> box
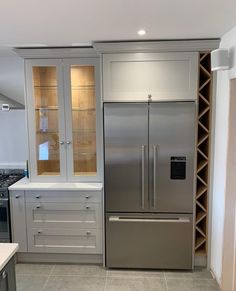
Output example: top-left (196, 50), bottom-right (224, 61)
top-left (0, 243), bottom-right (19, 270)
top-left (8, 177), bottom-right (103, 191)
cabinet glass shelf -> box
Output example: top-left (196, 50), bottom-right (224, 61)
top-left (35, 106), bottom-right (58, 110)
top-left (72, 129), bottom-right (96, 133)
top-left (34, 85), bottom-right (57, 88)
top-left (72, 107), bottom-right (95, 111)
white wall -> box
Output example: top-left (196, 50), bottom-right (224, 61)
top-left (0, 50), bottom-right (27, 168)
top-left (0, 51), bottom-right (25, 105)
top-left (0, 110), bottom-right (27, 168)
top-left (210, 25), bottom-right (236, 286)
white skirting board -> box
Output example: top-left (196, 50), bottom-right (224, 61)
top-left (16, 253), bottom-right (103, 264)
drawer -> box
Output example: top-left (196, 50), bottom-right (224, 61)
top-left (28, 227), bottom-right (102, 254)
top-left (26, 202), bottom-right (102, 229)
top-left (26, 190), bottom-right (102, 203)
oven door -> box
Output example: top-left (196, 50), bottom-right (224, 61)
top-left (0, 197), bottom-right (11, 242)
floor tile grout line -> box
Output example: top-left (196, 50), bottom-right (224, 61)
top-left (41, 264), bottom-right (55, 291)
top-left (104, 269), bottom-right (108, 291)
top-left (164, 272), bottom-right (169, 291)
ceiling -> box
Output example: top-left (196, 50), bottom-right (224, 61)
top-left (0, 0), bottom-right (236, 105)
top-left (0, 0), bottom-right (236, 50)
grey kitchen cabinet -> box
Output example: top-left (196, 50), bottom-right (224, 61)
top-left (9, 190), bottom-right (27, 252)
top-left (26, 202), bottom-right (102, 229)
top-left (25, 189), bottom-right (102, 203)
top-left (28, 227), bottom-right (102, 254)
top-left (24, 56), bottom-right (102, 183)
top-left (0, 257), bottom-right (16, 291)
top-left (10, 188), bottom-right (103, 255)
top-left (102, 52), bottom-right (198, 102)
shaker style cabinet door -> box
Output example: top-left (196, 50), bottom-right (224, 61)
top-left (25, 59), bottom-right (67, 182)
top-left (63, 58), bottom-right (101, 182)
top-left (103, 52), bottom-right (198, 102)
top-left (25, 57), bottom-right (101, 182)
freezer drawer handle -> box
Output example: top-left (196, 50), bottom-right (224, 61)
top-left (141, 145), bottom-right (145, 209)
top-left (109, 217), bottom-right (190, 223)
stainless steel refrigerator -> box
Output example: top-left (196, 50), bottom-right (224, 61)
top-left (104, 102), bottom-right (196, 269)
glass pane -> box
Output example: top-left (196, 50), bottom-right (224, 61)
top-left (0, 206), bottom-right (7, 232)
top-left (71, 65), bottom-right (97, 176)
top-left (33, 66), bottom-right (60, 176)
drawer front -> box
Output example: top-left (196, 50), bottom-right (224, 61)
top-left (28, 228), bottom-right (102, 254)
top-left (106, 213), bottom-right (193, 269)
top-left (26, 202), bottom-right (102, 229)
top-left (26, 190), bottom-right (102, 203)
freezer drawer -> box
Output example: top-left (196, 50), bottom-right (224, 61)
top-left (106, 213), bottom-right (193, 269)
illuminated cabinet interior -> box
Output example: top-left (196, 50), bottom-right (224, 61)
top-left (25, 56), bottom-right (100, 182)
top-left (70, 66), bottom-right (97, 176)
top-left (33, 66), bottom-right (60, 176)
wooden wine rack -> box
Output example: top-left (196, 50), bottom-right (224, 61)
top-left (195, 52), bottom-right (212, 258)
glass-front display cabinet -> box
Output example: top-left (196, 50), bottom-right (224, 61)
top-left (25, 56), bottom-right (101, 182)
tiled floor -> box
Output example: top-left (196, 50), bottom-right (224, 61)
top-left (16, 263), bottom-right (220, 291)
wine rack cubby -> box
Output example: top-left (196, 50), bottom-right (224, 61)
top-left (195, 52), bottom-right (212, 257)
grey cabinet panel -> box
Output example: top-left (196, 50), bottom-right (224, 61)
top-left (26, 202), bottom-right (102, 229)
top-left (0, 257), bottom-right (16, 291)
top-left (103, 52), bottom-right (198, 102)
top-left (10, 191), bottom-right (27, 252)
top-left (28, 228), bottom-right (102, 254)
top-left (26, 190), bottom-right (102, 203)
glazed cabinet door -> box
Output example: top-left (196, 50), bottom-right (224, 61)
top-left (63, 58), bottom-right (101, 181)
top-left (25, 59), bottom-right (67, 181)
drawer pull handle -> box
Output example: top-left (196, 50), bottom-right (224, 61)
top-left (36, 205), bottom-right (41, 209)
top-left (86, 206), bottom-right (90, 209)
top-left (15, 195), bottom-right (20, 199)
top-left (36, 195), bottom-right (40, 199)
top-left (37, 231), bottom-right (42, 234)
top-left (85, 195), bottom-right (90, 199)
top-left (86, 231), bottom-right (91, 235)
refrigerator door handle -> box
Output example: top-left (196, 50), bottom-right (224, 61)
top-left (153, 145), bottom-right (158, 208)
top-left (109, 216), bottom-right (190, 223)
top-left (141, 145), bottom-right (145, 209)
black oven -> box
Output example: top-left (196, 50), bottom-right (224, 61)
top-left (0, 191), bottom-right (11, 242)
top-left (0, 169), bottom-right (24, 243)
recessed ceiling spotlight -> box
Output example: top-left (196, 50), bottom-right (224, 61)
top-left (137, 29), bottom-right (146, 36)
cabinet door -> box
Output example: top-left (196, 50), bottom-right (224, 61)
top-left (25, 59), bottom-right (67, 182)
top-left (10, 191), bottom-right (27, 252)
top-left (0, 257), bottom-right (17, 291)
top-left (63, 58), bottom-right (101, 181)
top-left (103, 52), bottom-right (198, 102)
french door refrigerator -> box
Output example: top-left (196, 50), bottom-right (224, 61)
top-left (104, 102), bottom-right (196, 270)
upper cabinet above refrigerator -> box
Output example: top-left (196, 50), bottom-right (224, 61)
top-left (24, 56), bottom-right (101, 182)
top-left (102, 52), bottom-right (198, 102)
